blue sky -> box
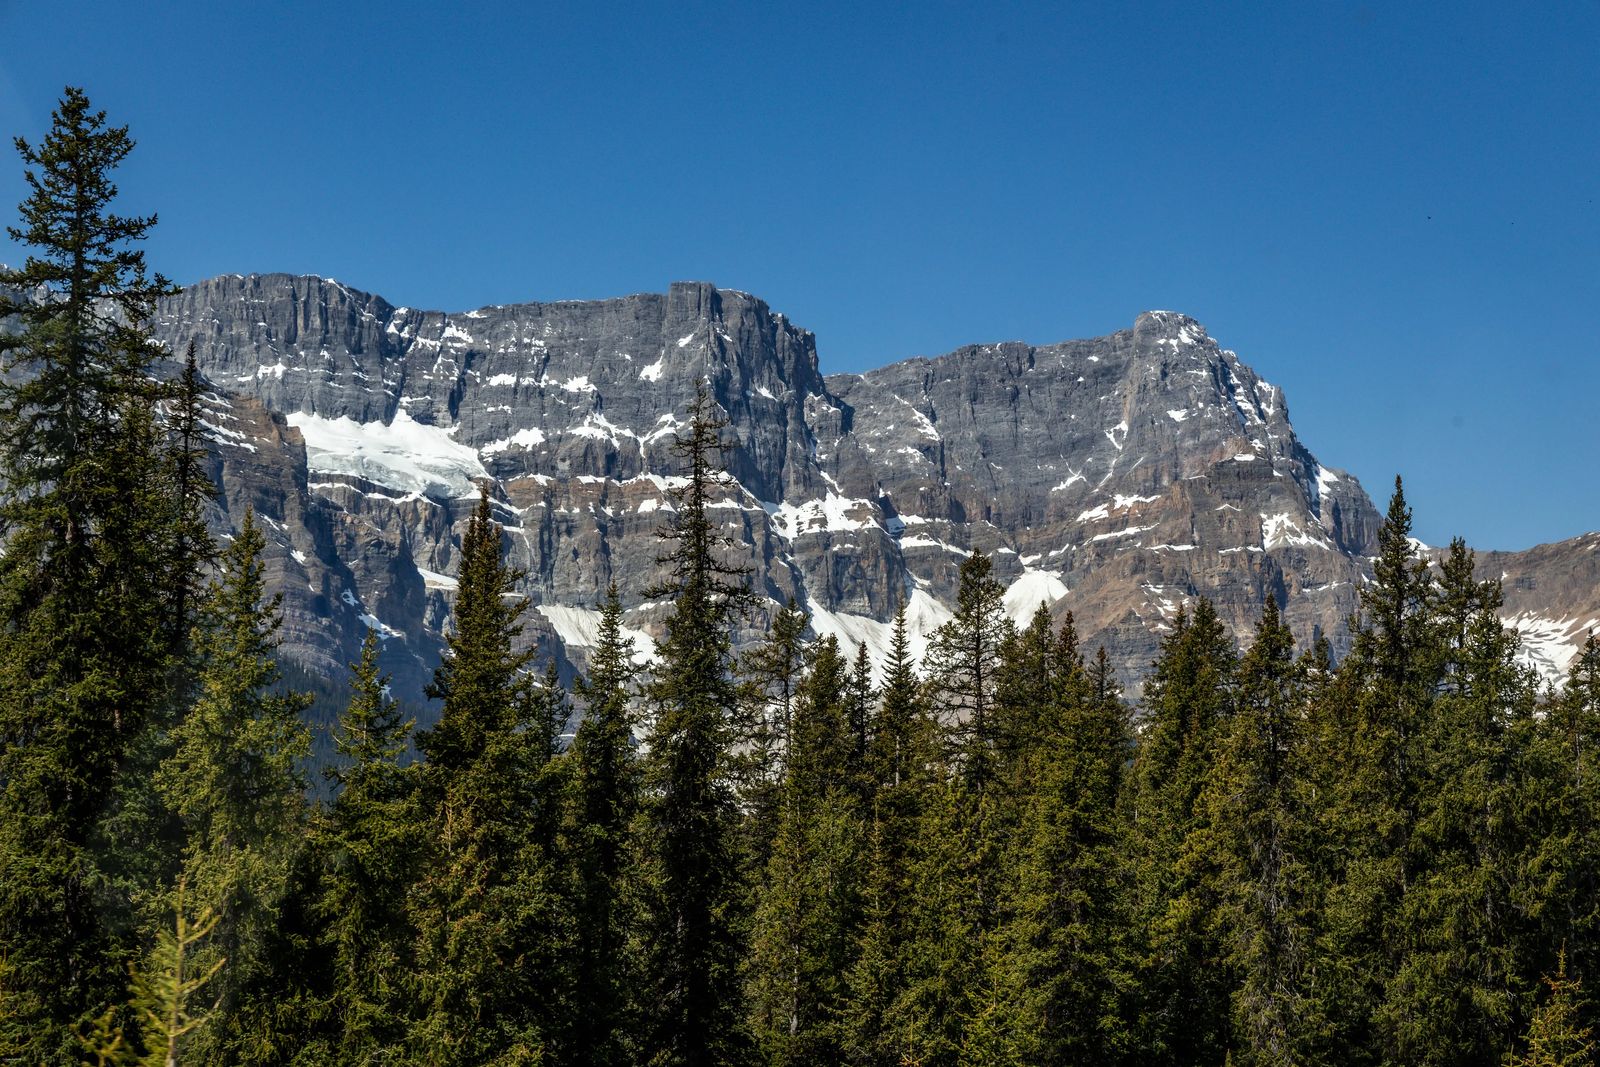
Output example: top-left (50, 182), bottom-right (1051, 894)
top-left (0, 1), bottom-right (1593, 549)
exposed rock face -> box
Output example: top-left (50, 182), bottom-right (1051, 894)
top-left (1454, 533), bottom-right (1600, 686)
top-left (143, 275), bottom-right (1589, 714)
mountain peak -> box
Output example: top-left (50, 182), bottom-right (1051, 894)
top-left (1133, 308), bottom-right (1210, 345)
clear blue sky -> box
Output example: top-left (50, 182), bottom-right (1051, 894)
top-left (0, 1), bottom-right (1594, 550)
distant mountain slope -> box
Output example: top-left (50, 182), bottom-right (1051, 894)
top-left (141, 275), bottom-right (1589, 713)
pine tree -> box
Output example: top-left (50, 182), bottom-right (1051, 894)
top-left (992, 602), bottom-right (1057, 791)
top-left (995, 619), bottom-right (1135, 1063)
top-left (864, 602), bottom-right (939, 806)
top-left (1382, 547), bottom-right (1543, 1064)
top-left (93, 385), bottom-right (204, 933)
top-left (314, 630), bottom-right (419, 1060)
top-left (923, 551), bottom-right (1012, 789)
top-left (78, 874), bottom-right (227, 1067)
top-left (1547, 635), bottom-right (1600, 987)
top-left (748, 637), bottom-right (865, 1065)
top-left (736, 597), bottom-right (809, 876)
top-left (1310, 477), bottom-right (1443, 1061)
top-left (889, 587), bottom-right (1019, 1067)
top-left (892, 769), bottom-right (1001, 1067)
top-left (1125, 597), bottom-right (1236, 1062)
top-left (0, 87), bottom-right (181, 1062)
top-left (845, 640), bottom-right (875, 802)
top-left (155, 510), bottom-right (312, 1063)
top-left (533, 658), bottom-right (572, 764)
top-left (636, 385), bottom-right (757, 1066)
top-left (410, 484), bottom-right (565, 1063)
top-left (1195, 598), bottom-right (1322, 1064)
top-left (129, 874), bottom-right (226, 1067)
top-left (163, 341), bottom-right (218, 652)
top-left (562, 584), bottom-right (643, 1066)
top-left (841, 603), bottom-right (939, 1064)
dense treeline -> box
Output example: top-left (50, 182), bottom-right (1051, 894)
top-left (2, 89), bottom-right (1598, 1066)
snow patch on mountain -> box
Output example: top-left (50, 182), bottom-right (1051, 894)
top-left (287, 408), bottom-right (486, 498)
top-left (417, 567), bottom-right (459, 590)
top-left (1504, 612), bottom-right (1598, 688)
top-left (1003, 568), bottom-right (1069, 622)
top-left (535, 604), bottom-right (657, 666)
top-left (1314, 464), bottom-right (1339, 515)
top-left (765, 494), bottom-right (880, 539)
top-left (805, 587), bottom-right (954, 682)
top-left (481, 427), bottom-right (548, 455)
top-left (1261, 512), bottom-right (1335, 551)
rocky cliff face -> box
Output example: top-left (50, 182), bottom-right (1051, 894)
top-left (145, 275), bottom-right (1589, 714)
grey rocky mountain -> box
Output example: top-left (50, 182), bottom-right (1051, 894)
top-left (145, 274), bottom-right (1595, 715)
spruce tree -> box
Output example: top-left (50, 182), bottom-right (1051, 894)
top-left (130, 875), bottom-right (226, 1067)
top-left (1125, 597), bottom-right (1236, 1062)
top-left (78, 874), bottom-right (227, 1067)
top-left (845, 640), bottom-right (875, 799)
top-left (314, 630), bottom-right (419, 1061)
top-left (0, 87), bottom-right (181, 1061)
top-left (163, 341), bottom-right (218, 652)
top-left (841, 603), bottom-right (939, 1064)
top-left (892, 767), bottom-right (1000, 1066)
top-left (1311, 477), bottom-right (1442, 1060)
top-left (748, 636), bottom-right (866, 1065)
top-left (994, 618), bottom-right (1135, 1063)
top-left (992, 602), bottom-right (1057, 791)
top-left (894, 588), bottom-right (1019, 1067)
top-left (156, 510), bottom-right (312, 1063)
top-left (923, 550), bottom-right (1012, 789)
top-left (737, 597), bottom-right (809, 876)
top-left (1194, 597), bottom-right (1321, 1064)
top-left (1382, 551), bottom-right (1541, 1065)
top-left (1508, 951), bottom-right (1595, 1067)
top-left (636, 386), bottom-right (756, 1066)
top-left (1548, 635), bottom-right (1600, 984)
top-left (561, 584), bottom-right (643, 1066)
top-left (410, 484), bottom-right (565, 1063)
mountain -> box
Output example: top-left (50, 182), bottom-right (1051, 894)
top-left (146, 274), bottom-right (1595, 712)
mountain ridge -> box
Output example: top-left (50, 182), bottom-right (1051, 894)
top-left (144, 273), bottom-right (1596, 713)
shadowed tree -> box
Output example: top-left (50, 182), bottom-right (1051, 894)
top-left (562, 584), bottom-right (644, 1065)
top-left (636, 386), bottom-right (757, 1066)
top-left (409, 484), bottom-right (565, 1063)
top-left (0, 87), bottom-right (181, 1062)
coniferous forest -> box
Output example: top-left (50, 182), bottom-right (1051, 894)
top-left (5, 89), bottom-right (1600, 1067)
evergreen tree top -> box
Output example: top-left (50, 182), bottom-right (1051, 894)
top-left (646, 384), bottom-right (755, 613)
top-left (0, 86), bottom-right (179, 520)
top-left (2, 87), bottom-right (171, 308)
top-left (327, 629), bottom-right (412, 796)
top-left (420, 482), bottom-right (535, 770)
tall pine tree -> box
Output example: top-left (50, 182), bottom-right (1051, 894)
top-left (749, 636), bottom-right (866, 1065)
top-left (1194, 597), bottom-right (1320, 1064)
top-left (1310, 477), bottom-right (1441, 1061)
top-left (841, 602), bottom-right (940, 1064)
top-left (561, 584), bottom-right (643, 1066)
top-left (992, 618), bottom-right (1135, 1063)
top-left (156, 510), bottom-right (312, 1064)
top-left (637, 386), bottom-right (756, 1065)
top-left (0, 87), bottom-right (181, 1062)
top-left (1125, 597), bottom-right (1237, 1063)
top-left (410, 483), bottom-right (566, 1063)
top-left (737, 597), bottom-right (810, 879)
top-left (923, 552), bottom-right (1012, 789)
top-left (312, 629), bottom-right (419, 1061)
